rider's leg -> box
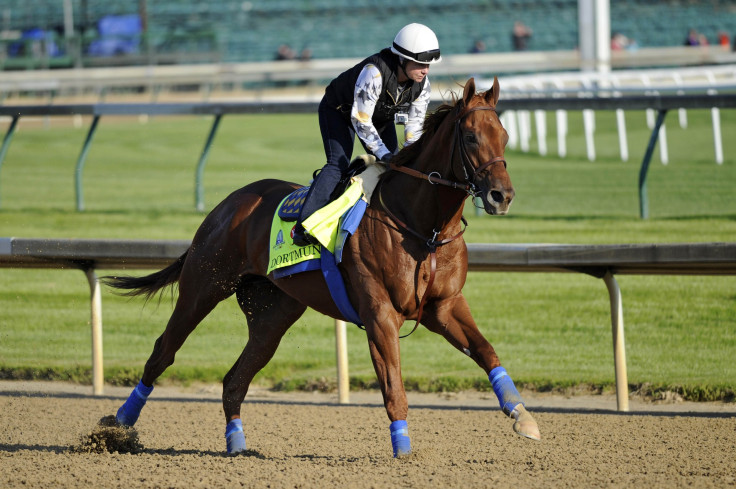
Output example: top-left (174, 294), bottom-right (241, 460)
top-left (293, 99), bottom-right (355, 245)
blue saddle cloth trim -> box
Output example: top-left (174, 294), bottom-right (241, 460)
top-left (334, 199), bottom-right (367, 264)
top-left (278, 186), bottom-right (309, 221)
top-left (272, 257), bottom-right (321, 279)
top-left (321, 248), bottom-right (363, 326)
top-left (323, 198), bottom-right (367, 325)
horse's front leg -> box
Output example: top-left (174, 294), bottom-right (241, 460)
top-left (422, 296), bottom-right (541, 441)
top-left (363, 310), bottom-right (412, 457)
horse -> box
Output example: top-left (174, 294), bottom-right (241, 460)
top-left (106, 77), bottom-right (541, 458)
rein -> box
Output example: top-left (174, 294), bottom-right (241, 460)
top-left (377, 104), bottom-right (503, 338)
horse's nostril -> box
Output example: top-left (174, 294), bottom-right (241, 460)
top-left (490, 190), bottom-right (504, 203)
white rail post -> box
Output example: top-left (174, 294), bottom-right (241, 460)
top-left (611, 79), bottom-right (629, 162)
top-left (556, 109), bottom-right (568, 158)
top-left (335, 320), bottom-right (350, 404)
top-left (583, 109), bottom-right (596, 161)
top-left (533, 81), bottom-right (547, 156)
top-left (552, 79), bottom-right (568, 158)
top-left (615, 108), bottom-right (629, 162)
top-left (581, 78), bottom-right (596, 161)
top-left (519, 110), bottom-right (531, 153)
top-left (534, 110), bottom-right (547, 156)
top-left (712, 106), bottom-right (724, 165)
top-left (706, 73), bottom-right (724, 164)
top-left (672, 73), bottom-right (688, 129)
top-left (502, 111), bottom-right (519, 150)
top-left (85, 268), bottom-right (104, 396)
top-left (603, 271), bottom-right (629, 412)
top-left (658, 123), bottom-right (669, 165)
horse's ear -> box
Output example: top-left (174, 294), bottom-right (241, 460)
top-left (463, 77), bottom-right (477, 106)
top-left (485, 76), bottom-right (500, 107)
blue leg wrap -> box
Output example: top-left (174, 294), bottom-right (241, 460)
top-left (489, 366), bottom-right (524, 416)
top-left (390, 420), bottom-right (411, 458)
top-left (225, 418), bottom-right (246, 454)
top-left (116, 380), bottom-right (154, 426)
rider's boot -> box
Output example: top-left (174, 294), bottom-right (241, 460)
top-left (292, 221), bottom-right (318, 247)
top-left (292, 169), bottom-right (336, 247)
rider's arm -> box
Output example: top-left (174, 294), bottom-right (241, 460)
top-left (404, 78), bottom-right (431, 146)
top-left (350, 64), bottom-right (393, 160)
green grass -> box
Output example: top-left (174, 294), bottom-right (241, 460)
top-left (0, 108), bottom-right (734, 401)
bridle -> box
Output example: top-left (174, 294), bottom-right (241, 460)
top-left (452, 106), bottom-right (508, 198)
top-left (376, 104), bottom-right (506, 337)
top-left (385, 105), bottom-right (506, 200)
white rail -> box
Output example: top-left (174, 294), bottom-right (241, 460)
top-left (484, 64), bottom-right (736, 165)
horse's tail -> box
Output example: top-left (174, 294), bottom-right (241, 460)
top-left (102, 250), bottom-right (188, 301)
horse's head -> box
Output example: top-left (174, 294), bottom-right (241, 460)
top-left (453, 77), bottom-right (514, 215)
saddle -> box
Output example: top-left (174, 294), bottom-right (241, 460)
top-left (278, 155), bottom-right (374, 222)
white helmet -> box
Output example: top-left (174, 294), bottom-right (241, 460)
top-left (390, 23), bottom-right (442, 64)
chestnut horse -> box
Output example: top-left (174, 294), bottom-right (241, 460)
top-left (107, 77), bottom-right (540, 457)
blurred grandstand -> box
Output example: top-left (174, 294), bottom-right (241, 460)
top-left (1, 0), bottom-right (735, 69)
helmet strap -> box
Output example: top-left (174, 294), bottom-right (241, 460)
top-left (398, 57), bottom-right (409, 83)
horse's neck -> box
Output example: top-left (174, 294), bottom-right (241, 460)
top-left (380, 152), bottom-right (467, 238)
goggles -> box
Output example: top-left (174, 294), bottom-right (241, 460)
top-left (392, 43), bottom-right (441, 63)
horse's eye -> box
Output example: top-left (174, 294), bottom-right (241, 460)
top-left (464, 133), bottom-right (478, 145)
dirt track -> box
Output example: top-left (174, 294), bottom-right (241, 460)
top-left (1, 381), bottom-right (735, 488)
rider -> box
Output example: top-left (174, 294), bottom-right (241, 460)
top-left (292, 23), bottom-right (442, 246)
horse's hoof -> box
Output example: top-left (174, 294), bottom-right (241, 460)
top-left (512, 405), bottom-right (541, 441)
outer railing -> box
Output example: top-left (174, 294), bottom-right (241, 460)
top-left (2, 46), bottom-right (736, 97)
top-left (2, 237), bottom-right (734, 411)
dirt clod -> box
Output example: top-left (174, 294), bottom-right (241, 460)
top-left (72, 415), bottom-right (143, 454)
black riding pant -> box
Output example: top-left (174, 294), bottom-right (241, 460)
top-left (297, 98), bottom-right (398, 223)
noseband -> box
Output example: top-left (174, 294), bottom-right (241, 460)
top-left (376, 103), bottom-right (506, 337)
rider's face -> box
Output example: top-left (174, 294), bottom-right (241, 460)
top-left (399, 60), bottom-right (430, 83)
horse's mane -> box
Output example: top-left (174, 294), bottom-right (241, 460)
top-left (391, 97), bottom-right (462, 167)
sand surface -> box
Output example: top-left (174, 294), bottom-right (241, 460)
top-left (1, 381), bottom-right (734, 488)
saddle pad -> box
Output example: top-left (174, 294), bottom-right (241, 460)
top-left (267, 196), bottom-right (321, 275)
top-left (278, 186), bottom-right (309, 221)
top-left (267, 183), bottom-right (368, 326)
top-left (267, 180), bottom-right (363, 274)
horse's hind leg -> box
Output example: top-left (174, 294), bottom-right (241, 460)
top-left (116, 260), bottom-right (237, 426)
top-left (222, 276), bottom-right (307, 454)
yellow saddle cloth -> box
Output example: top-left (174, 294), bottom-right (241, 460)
top-left (266, 155), bottom-right (385, 275)
top-left (267, 180), bottom-right (363, 274)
